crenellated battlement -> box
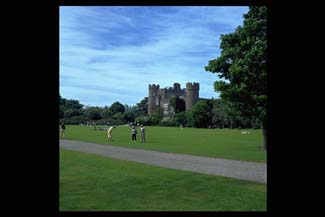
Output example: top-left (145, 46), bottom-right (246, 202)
top-left (149, 84), bottom-right (160, 90)
top-left (173, 83), bottom-right (181, 90)
top-left (186, 82), bottom-right (200, 90)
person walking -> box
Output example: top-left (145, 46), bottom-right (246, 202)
top-left (140, 125), bottom-right (145, 143)
top-left (131, 126), bottom-right (137, 142)
top-left (60, 123), bottom-right (66, 139)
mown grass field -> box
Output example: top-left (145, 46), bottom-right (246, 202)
top-left (63, 125), bottom-right (266, 163)
top-left (60, 149), bottom-right (266, 211)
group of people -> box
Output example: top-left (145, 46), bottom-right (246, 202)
top-left (131, 125), bottom-right (145, 142)
top-left (107, 124), bottom-right (145, 143)
top-left (59, 122), bottom-right (146, 143)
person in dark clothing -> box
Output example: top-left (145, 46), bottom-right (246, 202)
top-left (131, 126), bottom-right (137, 142)
top-left (60, 123), bottom-right (66, 139)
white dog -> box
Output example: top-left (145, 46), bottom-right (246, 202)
top-left (241, 131), bottom-right (251, 134)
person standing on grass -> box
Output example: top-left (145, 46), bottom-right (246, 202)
top-left (140, 124), bottom-right (145, 143)
top-left (107, 126), bottom-right (115, 141)
top-left (60, 123), bottom-right (66, 139)
top-left (131, 126), bottom-right (137, 142)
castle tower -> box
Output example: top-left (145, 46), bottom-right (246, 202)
top-left (173, 83), bottom-right (181, 96)
top-left (148, 84), bottom-right (160, 114)
top-left (185, 82), bottom-right (199, 111)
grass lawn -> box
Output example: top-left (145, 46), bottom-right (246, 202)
top-left (63, 125), bottom-right (266, 163)
top-left (60, 149), bottom-right (267, 211)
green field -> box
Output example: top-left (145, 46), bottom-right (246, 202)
top-left (60, 149), bottom-right (266, 211)
top-left (63, 125), bottom-right (266, 162)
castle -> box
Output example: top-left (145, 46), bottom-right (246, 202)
top-left (148, 82), bottom-right (200, 115)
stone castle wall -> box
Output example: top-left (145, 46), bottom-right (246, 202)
top-left (148, 82), bottom-right (199, 114)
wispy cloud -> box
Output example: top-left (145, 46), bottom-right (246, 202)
top-left (60, 6), bottom-right (248, 106)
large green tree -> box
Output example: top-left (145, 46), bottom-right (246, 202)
top-left (124, 104), bottom-right (137, 123)
top-left (110, 101), bottom-right (125, 115)
top-left (136, 97), bottom-right (148, 116)
top-left (59, 95), bottom-right (84, 120)
top-left (101, 106), bottom-right (113, 119)
top-left (205, 6), bottom-right (267, 150)
top-left (211, 99), bottom-right (230, 128)
top-left (169, 96), bottom-right (185, 113)
top-left (187, 100), bottom-right (211, 128)
top-left (84, 107), bottom-right (102, 121)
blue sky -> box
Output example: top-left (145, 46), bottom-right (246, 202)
top-left (60, 6), bottom-right (248, 107)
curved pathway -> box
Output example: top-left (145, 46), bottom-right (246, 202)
top-left (60, 139), bottom-right (267, 184)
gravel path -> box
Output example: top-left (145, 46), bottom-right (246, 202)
top-left (60, 139), bottom-right (267, 184)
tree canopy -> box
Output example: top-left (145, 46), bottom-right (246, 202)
top-left (110, 101), bottom-right (125, 115)
top-left (186, 100), bottom-right (212, 128)
top-left (169, 96), bottom-right (185, 113)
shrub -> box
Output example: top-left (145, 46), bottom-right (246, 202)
top-left (135, 116), bottom-right (148, 125)
top-left (159, 118), bottom-right (176, 127)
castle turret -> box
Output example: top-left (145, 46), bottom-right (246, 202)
top-left (185, 82), bottom-right (199, 111)
top-left (148, 84), bottom-right (160, 114)
top-left (173, 83), bottom-right (181, 96)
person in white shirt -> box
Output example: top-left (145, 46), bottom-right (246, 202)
top-left (140, 125), bottom-right (145, 143)
top-left (107, 126), bottom-right (115, 141)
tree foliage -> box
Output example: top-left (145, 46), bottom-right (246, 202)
top-left (136, 97), bottom-right (148, 116)
top-left (205, 6), bottom-right (267, 148)
top-left (59, 95), bottom-right (260, 130)
top-left (101, 106), bottom-right (113, 119)
top-left (205, 6), bottom-right (266, 121)
top-left (59, 95), bottom-right (84, 119)
top-left (110, 101), bottom-right (125, 115)
top-left (169, 96), bottom-right (186, 113)
top-left (84, 107), bottom-right (102, 121)
top-left (186, 100), bottom-right (211, 128)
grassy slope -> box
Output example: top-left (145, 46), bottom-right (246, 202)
top-left (60, 149), bottom-right (266, 211)
top-left (63, 125), bottom-right (266, 162)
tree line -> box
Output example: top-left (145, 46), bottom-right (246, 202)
top-left (59, 94), bottom-right (260, 129)
top-left (60, 95), bottom-right (147, 126)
